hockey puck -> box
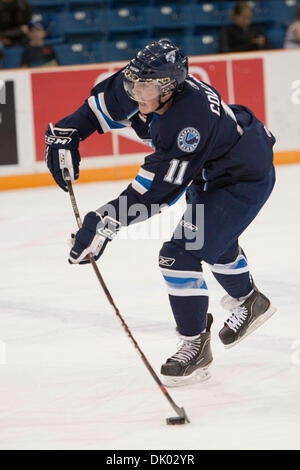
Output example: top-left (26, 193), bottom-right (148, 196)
top-left (166, 416), bottom-right (186, 425)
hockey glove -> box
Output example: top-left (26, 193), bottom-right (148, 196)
top-left (69, 211), bottom-right (121, 264)
top-left (45, 123), bottom-right (81, 192)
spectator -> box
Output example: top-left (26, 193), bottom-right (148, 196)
top-left (284, 1), bottom-right (300, 48)
top-left (21, 21), bottom-right (57, 67)
top-left (0, 0), bottom-right (32, 47)
top-left (220, 1), bottom-right (273, 53)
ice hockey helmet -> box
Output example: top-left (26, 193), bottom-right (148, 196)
top-left (123, 39), bottom-right (188, 98)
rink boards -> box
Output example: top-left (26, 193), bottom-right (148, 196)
top-left (0, 48), bottom-right (299, 189)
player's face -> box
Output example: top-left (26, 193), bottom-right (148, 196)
top-left (137, 92), bottom-right (173, 115)
top-left (137, 96), bottom-right (160, 114)
top-left (124, 80), bottom-right (161, 113)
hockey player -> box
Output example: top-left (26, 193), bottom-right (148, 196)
top-left (45, 39), bottom-right (276, 386)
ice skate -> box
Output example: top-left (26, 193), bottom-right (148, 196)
top-left (219, 287), bottom-right (276, 348)
top-left (161, 314), bottom-right (213, 387)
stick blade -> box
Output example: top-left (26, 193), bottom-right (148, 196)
top-left (166, 407), bottom-right (190, 425)
top-left (166, 416), bottom-right (186, 425)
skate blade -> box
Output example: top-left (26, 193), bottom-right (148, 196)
top-left (224, 305), bottom-right (277, 349)
top-left (161, 364), bottom-right (212, 388)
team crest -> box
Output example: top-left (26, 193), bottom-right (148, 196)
top-left (177, 127), bottom-right (200, 153)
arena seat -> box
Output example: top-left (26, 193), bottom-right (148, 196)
top-left (184, 33), bottom-right (220, 56)
top-left (53, 42), bottom-right (93, 65)
top-left (2, 47), bottom-right (23, 69)
top-left (49, 10), bottom-right (105, 43)
top-left (106, 7), bottom-right (146, 37)
top-left (264, 0), bottom-right (298, 26)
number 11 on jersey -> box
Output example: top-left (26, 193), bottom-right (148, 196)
top-left (164, 159), bottom-right (189, 185)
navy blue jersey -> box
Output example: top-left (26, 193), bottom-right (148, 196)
top-left (56, 69), bottom-right (275, 226)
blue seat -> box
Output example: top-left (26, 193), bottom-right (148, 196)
top-left (220, 0), bottom-right (236, 20)
top-left (107, 7), bottom-right (146, 36)
top-left (266, 25), bottom-right (287, 49)
top-left (106, 39), bottom-right (140, 61)
top-left (109, 0), bottom-right (143, 6)
top-left (264, 0), bottom-right (298, 26)
top-left (49, 10), bottom-right (106, 42)
top-left (184, 33), bottom-right (219, 56)
top-left (152, 0), bottom-right (189, 4)
top-left (2, 47), bottom-right (23, 69)
top-left (91, 37), bottom-right (151, 63)
top-left (31, 12), bottom-right (51, 28)
top-left (146, 5), bottom-right (190, 32)
top-left (68, 0), bottom-right (108, 10)
top-left (189, 2), bottom-right (223, 28)
top-left (30, 0), bottom-right (67, 13)
top-left (90, 41), bottom-right (108, 62)
top-left (53, 43), bottom-right (93, 65)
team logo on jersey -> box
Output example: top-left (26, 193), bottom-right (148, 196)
top-left (177, 127), bottom-right (200, 153)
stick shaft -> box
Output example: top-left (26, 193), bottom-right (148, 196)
top-left (63, 172), bottom-right (188, 420)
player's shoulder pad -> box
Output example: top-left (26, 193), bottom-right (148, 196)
top-left (90, 67), bottom-right (138, 122)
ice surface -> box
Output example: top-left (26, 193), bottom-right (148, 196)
top-left (0, 164), bottom-right (300, 450)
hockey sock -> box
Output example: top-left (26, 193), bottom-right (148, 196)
top-left (159, 241), bottom-right (208, 336)
top-left (168, 293), bottom-right (208, 336)
top-left (209, 249), bottom-right (253, 299)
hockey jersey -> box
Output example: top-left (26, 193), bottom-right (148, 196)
top-left (56, 68), bottom-right (275, 226)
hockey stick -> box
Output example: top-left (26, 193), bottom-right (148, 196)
top-left (63, 169), bottom-right (189, 425)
